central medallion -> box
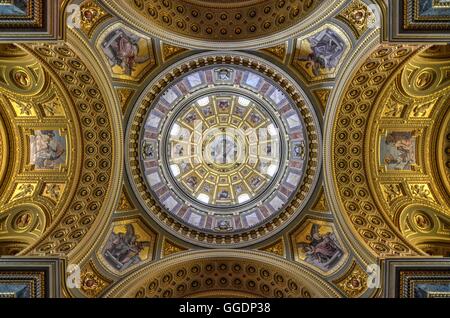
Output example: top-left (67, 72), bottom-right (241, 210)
top-left (164, 91), bottom-right (281, 208)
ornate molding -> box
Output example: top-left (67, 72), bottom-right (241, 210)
top-left (328, 44), bottom-right (426, 257)
top-left (105, 250), bottom-right (341, 298)
top-left (0, 0), bottom-right (65, 42)
top-left (10, 34), bottom-right (123, 259)
top-left (101, 0), bottom-right (346, 49)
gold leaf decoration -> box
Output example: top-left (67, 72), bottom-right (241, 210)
top-left (11, 183), bottom-right (36, 202)
top-left (333, 262), bottom-right (368, 298)
top-left (80, 1), bottom-right (110, 37)
top-left (261, 43), bottom-right (287, 61)
top-left (259, 239), bottom-right (285, 257)
top-left (311, 186), bottom-right (329, 212)
top-left (42, 183), bottom-right (65, 204)
top-left (313, 89), bottom-right (331, 114)
top-left (116, 185), bottom-right (134, 211)
top-left (162, 239), bottom-right (187, 257)
top-left (338, 0), bottom-right (375, 38)
top-left (80, 261), bottom-right (111, 298)
top-left (161, 42), bottom-right (187, 62)
top-left (116, 88), bottom-right (134, 116)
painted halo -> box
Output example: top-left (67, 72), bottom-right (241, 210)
top-left (127, 52), bottom-right (321, 247)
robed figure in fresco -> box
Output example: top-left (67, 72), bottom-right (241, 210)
top-left (297, 224), bottom-right (343, 271)
top-left (31, 130), bottom-right (66, 169)
top-left (381, 131), bottom-right (416, 170)
top-left (297, 28), bottom-right (346, 77)
top-left (102, 29), bottom-right (150, 76)
top-left (104, 224), bottom-right (151, 271)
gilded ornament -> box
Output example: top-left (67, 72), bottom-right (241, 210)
top-left (382, 184), bottom-right (403, 204)
top-left (10, 69), bottom-right (31, 88)
top-left (79, 262), bottom-right (111, 298)
top-left (161, 42), bottom-right (187, 61)
top-left (19, 43), bottom-right (117, 256)
top-left (413, 212), bottom-right (433, 232)
top-left (410, 184), bottom-right (435, 202)
top-left (11, 183), bottom-right (36, 201)
top-left (330, 44), bottom-right (422, 257)
top-left (261, 43), bottom-right (287, 61)
top-left (333, 262), bottom-right (368, 298)
top-left (80, 271), bottom-right (106, 297)
top-left (42, 184), bottom-right (64, 203)
top-left (411, 99), bottom-right (437, 118)
top-left (115, 88), bottom-right (134, 115)
top-left (10, 99), bottom-right (35, 117)
top-left (116, 186), bottom-right (134, 211)
top-left (39, 96), bottom-right (64, 117)
top-left (14, 212), bottom-right (33, 231)
top-left (107, 0), bottom-right (325, 44)
top-left (313, 89), bottom-right (331, 113)
top-left (260, 239), bottom-right (285, 257)
top-left (311, 186), bottom-right (329, 212)
top-left (162, 239), bottom-right (187, 257)
top-left (80, 1), bottom-right (109, 36)
top-left (338, 0), bottom-right (374, 38)
top-left (415, 70), bottom-right (435, 90)
top-left (382, 97), bottom-right (405, 118)
top-left (105, 253), bottom-right (335, 298)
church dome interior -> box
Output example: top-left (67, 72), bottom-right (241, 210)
top-left (0, 0), bottom-right (449, 300)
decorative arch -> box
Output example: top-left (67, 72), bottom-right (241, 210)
top-left (324, 41), bottom-right (450, 258)
top-left (101, 0), bottom-right (347, 49)
top-left (0, 30), bottom-right (123, 261)
top-left (105, 250), bottom-right (341, 298)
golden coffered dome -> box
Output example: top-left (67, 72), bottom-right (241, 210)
top-left (103, 0), bottom-right (327, 48)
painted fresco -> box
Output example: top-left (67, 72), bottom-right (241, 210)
top-left (294, 222), bottom-right (344, 272)
top-left (380, 131), bottom-right (416, 170)
top-left (293, 27), bottom-right (347, 80)
top-left (101, 27), bottom-right (154, 80)
top-left (29, 130), bottom-right (66, 170)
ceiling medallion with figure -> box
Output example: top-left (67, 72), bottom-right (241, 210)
top-left (127, 52), bottom-right (321, 247)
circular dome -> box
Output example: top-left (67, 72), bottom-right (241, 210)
top-left (127, 52), bottom-right (321, 246)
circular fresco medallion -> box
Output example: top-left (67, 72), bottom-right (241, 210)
top-left (128, 52), bottom-right (321, 246)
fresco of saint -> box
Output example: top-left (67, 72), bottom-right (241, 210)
top-left (295, 28), bottom-right (346, 79)
top-left (102, 28), bottom-right (151, 77)
top-left (103, 223), bottom-right (152, 271)
top-left (30, 130), bottom-right (66, 170)
top-left (380, 131), bottom-right (416, 170)
top-left (296, 223), bottom-right (344, 272)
